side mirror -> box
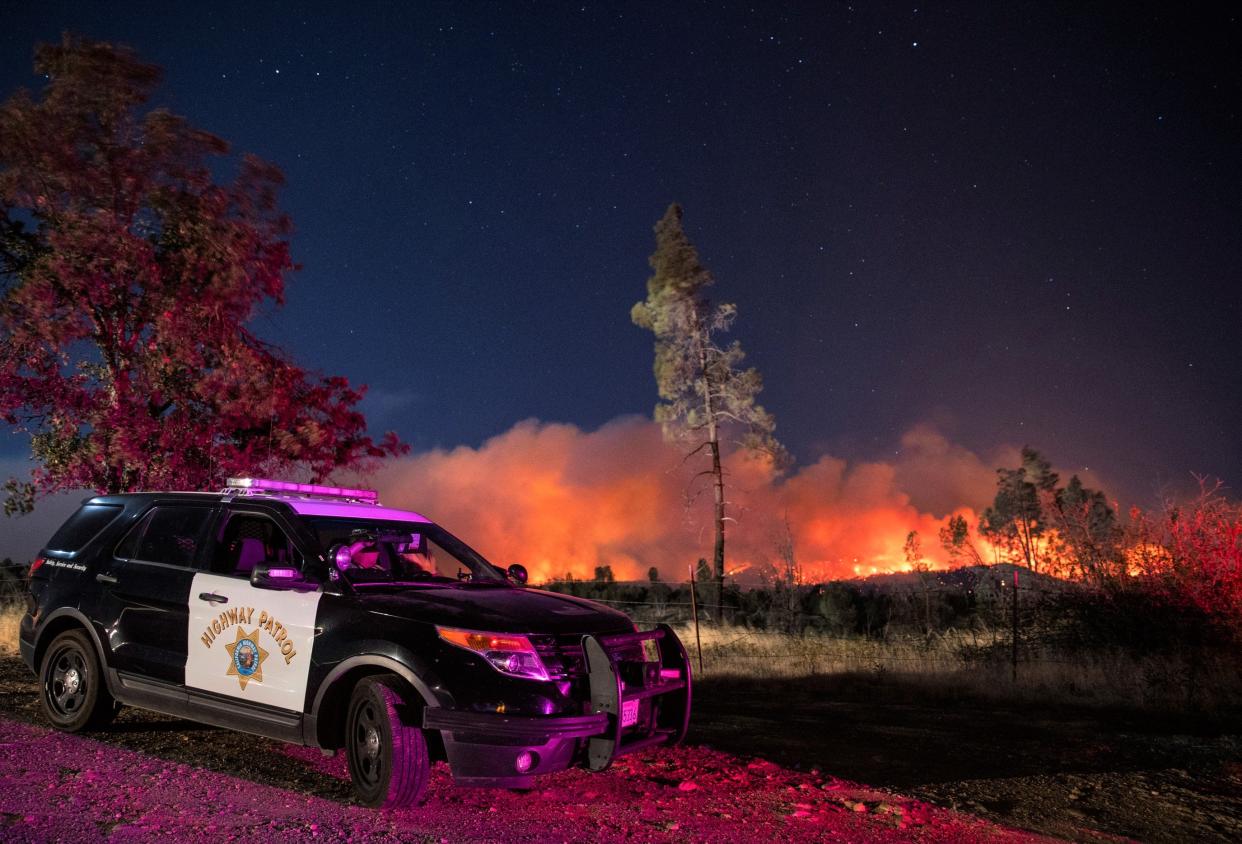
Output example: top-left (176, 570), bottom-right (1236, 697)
top-left (506, 563), bottom-right (528, 585)
top-left (251, 563), bottom-right (319, 592)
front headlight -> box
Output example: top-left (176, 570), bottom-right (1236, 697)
top-left (436, 626), bottom-right (550, 681)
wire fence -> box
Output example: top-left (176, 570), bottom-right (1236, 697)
top-left (0, 562), bottom-right (24, 609)
top-left (537, 567), bottom-right (1241, 695)
top-left (1, 556), bottom-right (1231, 702)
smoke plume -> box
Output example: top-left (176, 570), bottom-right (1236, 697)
top-left (375, 416), bottom-right (1027, 584)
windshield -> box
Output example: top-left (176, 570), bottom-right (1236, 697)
top-left (304, 517), bottom-right (507, 585)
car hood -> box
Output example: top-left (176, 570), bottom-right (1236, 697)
top-left (356, 584), bottom-right (634, 635)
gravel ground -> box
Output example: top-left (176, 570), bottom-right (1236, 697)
top-left (3, 655), bottom-right (1239, 842)
top-left (0, 655), bottom-right (1044, 843)
top-left (693, 675), bottom-right (1242, 843)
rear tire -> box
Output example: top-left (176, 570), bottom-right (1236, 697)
top-left (39, 629), bottom-right (116, 732)
top-left (345, 675), bottom-right (430, 808)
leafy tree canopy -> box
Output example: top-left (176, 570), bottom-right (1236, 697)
top-left (0, 36), bottom-right (405, 512)
top-left (979, 447), bottom-right (1118, 576)
top-left (631, 204), bottom-right (787, 464)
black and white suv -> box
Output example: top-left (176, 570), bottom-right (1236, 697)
top-left (20, 478), bottom-right (691, 807)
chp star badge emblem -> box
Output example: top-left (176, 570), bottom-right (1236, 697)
top-left (224, 627), bottom-right (269, 690)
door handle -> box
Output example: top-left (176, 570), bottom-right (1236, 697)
top-left (95, 573), bottom-right (118, 585)
top-left (198, 592), bottom-right (228, 605)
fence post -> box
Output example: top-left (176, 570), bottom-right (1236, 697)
top-left (688, 562), bottom-right (704, 675)
top-left (1011, 566), bottom-right (1019, 683)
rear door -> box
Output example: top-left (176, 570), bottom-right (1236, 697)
top-left (99, 502), bottom-right (216, 684)
top-left (185, 506), bottom-right (323, 712)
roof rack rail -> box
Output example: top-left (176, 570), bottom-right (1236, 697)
top-left (222, 477), bottom-right (380, 504)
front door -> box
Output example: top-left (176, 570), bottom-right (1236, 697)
top-left (185, 508), bottom-right (322, 712)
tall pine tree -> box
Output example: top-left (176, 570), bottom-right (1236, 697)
top-left (631, 204), bottom-right (787, 615)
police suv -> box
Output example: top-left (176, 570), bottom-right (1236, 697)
top-left (20, 478), bottom-right (691, 807)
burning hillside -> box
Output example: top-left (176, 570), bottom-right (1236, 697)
top-left (372, 416), bottom-right (1083, 585)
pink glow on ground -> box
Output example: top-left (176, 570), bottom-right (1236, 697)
top-left (0, 716), bottom-right (1052, 843)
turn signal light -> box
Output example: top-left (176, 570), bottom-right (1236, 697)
top-left (437, 626), bottom-right (550, 681)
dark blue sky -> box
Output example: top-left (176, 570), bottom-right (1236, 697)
top-left (2, 1), bottom-right (1239, 503)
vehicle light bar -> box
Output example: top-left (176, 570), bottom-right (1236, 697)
top-left (224, 477), bottom-right (380, 504)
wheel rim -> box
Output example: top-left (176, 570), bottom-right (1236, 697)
top-left (45, 645), bottom-right (88, 719)
top-left (349, 698), bottom-right (384, 791)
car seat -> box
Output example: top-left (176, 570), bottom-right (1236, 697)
top-left (234, 537), bottom-right (266, 576)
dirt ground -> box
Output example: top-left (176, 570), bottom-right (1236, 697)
top-left (0, 654), bottom-right (1237, 842)
top-left (692, 674), bottom-right (1242, 843)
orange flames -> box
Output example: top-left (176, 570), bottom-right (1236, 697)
top-left (373, 417), bottom-right (1030, 584)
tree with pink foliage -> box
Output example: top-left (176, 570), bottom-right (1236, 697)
top-left (1127, 482), bottom-right (1242, 633)
top-left (0, 36), bottom-right (405, 513)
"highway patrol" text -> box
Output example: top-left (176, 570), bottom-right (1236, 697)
top-left (199, 607), bottom-right (300, 664)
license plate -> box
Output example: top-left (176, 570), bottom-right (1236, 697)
top-left (621, 698), bottom-right (640, 728)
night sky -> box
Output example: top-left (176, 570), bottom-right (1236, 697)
top-left (2, 2), bottom-right (1239, 507)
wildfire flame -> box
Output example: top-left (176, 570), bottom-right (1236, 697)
top-left (374, 417), bottom-right (1041, 584)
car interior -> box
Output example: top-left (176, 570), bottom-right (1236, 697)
top-left (213, 514), bottom-right (300, 577)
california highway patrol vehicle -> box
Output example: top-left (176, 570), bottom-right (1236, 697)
top-left (19, 478), bottom-right (691, 807)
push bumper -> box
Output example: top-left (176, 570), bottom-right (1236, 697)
top-left (423, 623), bottom-right (692, 787)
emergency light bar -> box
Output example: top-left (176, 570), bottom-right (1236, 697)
top-left (224, 477), bottom-right (380, 504)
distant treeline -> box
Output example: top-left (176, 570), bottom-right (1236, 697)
top-left (541, 561), bottom-right (1239, 660)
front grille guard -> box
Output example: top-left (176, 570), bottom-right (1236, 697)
top-left (581, 623), bottom-right (692, 772)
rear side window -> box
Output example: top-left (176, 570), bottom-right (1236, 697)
top-left (46, 503), bottom-right (123, 553)
top-left (115, 505), bottom-right (213, 567)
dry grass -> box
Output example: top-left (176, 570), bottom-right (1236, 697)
top-left (0, 605), bottom-right (21, 656)
top-left (0, 604), bottom-right (1231, 712)
top-left (671, 624), bottom-right (1242, 713)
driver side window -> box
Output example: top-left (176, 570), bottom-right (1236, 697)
top-left (211, 512), bottom-right (303, 578)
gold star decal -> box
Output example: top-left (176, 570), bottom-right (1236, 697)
top-left (224, 627), bottom-right (268, 690)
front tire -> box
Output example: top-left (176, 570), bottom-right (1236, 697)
top-left (39, 629), bottom-right (116, 732)
top-left (345, 675), bottom-right (430, 808)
